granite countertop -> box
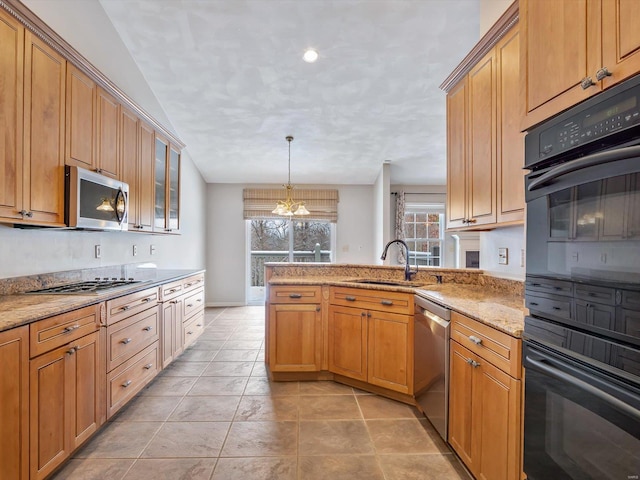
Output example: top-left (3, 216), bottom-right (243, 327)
top-left (0, 268), bottom-right (205, 333)
top-left (269, 276), bottom-right (525, 338)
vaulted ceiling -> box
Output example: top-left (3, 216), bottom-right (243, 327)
top-left (98, 0), bottom-right (479, 185)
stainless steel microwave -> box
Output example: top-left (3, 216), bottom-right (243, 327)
top-left (65, 166), bottom-right (129, 231)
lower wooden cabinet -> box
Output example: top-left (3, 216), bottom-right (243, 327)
top-left (448, 313), bottom-right (522, 480)
top-left (0, 326), bottom-right (29, 480)
top-left (269, 303), bottom-right (323, 372)
top-left (328, 305), bottom-right (367, 381)
top-left (161, 297), bottom-right (183, 368)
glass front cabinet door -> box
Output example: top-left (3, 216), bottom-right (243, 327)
top-left (154, 135), bottom-right (180, 233)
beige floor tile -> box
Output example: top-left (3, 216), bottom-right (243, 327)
top-left (123, 458), bottom-right (217, 480)
top-left (158, 361), bottom-right (209, 377)
top-left (377, 453), bottom-right (473, 480)
top-left (234, 395), bottom-right (299, 421)
top-left (198, 330), bottom-right (233, 340)
top-left (299, 420), bottom-right (374, 455)
top-left (176, 348), bottom-right (218, 362)
top-left (366, 419), bottom-right (449, 454)
top-left (298, 455), bottom-right (385, 480)
top-left (214, 349), bottom-right (260, 361)
top-left (50, 458), bottom-right (134, 480)
top-left (73, 422), bottom-right (162, 458)
top-left (299, 381), bottom-right (355, 395)
top-left (221, 421), bottom-right (298, 457)
top-left (356, 395), bottom-right (421, 419)
top-left (298, 395), bottom-right (362, 420)
top-left (211, 457), bottom-right (297, 480)
top-left (112, 395), bottom-right (182, 422)
top-left (188, 376), bottom-right (248, 396)
top-left (244, 378), bottom-right (300, 396)
top-left (251, 361), bottom-right (269, 377)
top-left (223, 340), bottom-right (264, 349)
top-left (189, 339), bottom-right (227, 350)
top-left (203, 361), bottom-right (255, 376)
top-left (169, 395), bottom-right (241, 422)
top-left (141, 422), bottom-right (230, 458)
top-left (139, 376), bottom-right (197, 396)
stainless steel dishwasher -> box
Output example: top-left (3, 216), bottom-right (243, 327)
top-left (414, 294), bottom-right (451, 442)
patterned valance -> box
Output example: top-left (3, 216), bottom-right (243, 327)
top-left (243, 188), bottom-right (339, 222)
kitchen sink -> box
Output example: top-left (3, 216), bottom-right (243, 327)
top-left (349, 278), bottom-right (425, 287)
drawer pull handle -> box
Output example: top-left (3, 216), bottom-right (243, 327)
top-left (142, 297), bottom-right (152, 303)
top-left (144, 363), bottom-right (153, 370)
top-left (466, 358), bottom-right (480, 368)
top-left (168, 288), bottom-right (177, 293)
top-left (316, 306), bottom-right (321, 312)
top-left (121, 338), bottom-right (132, 345)
top-left (187, 331), bottom-right (193, 335)
top-left (381, 300), bottom-right (393, 306)
top-left (197, 298), bottom-right (202, 302)
top-left (67, 347), bottom-right (77, 355)
top-left (122, 380), bottom-right (132, 388)
top-left (64, 325), bottom-right (80, 333)
top-left (289, 293), bottom-right (302, 299)
top-left (345, 296), bottom-right (356, 302)
top-left (187, 303), bottom-right (193, 307)
top-left (185, 283), bottom-right (193, 288)
top-left (196, 323), bottom-right (203, 327)
top-left (468, 335), bottom-right (482, 345)
top-left (529, 302), bottom-right (539, 306)
top-left (552, 306), bottom-right (562, 311)
top-left (143, 326), bottom-right (153, 332)
top-left (120, 305), bottom-right (130, 311)
top-left (531, 283), bottom-right (541, 287)
top-left (554, 286), bottom-right (563, 291)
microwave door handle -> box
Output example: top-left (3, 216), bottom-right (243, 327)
top-left (526, 355), bottom-right (640, 422)
top-left (528, 144), bottom-right (640, 192)
top-left (115, 187), bottom-right (126, 224)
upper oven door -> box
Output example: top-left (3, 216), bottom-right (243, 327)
top-left (525, 148), bottom-right (640, 286)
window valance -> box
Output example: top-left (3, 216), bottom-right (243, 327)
top-left (243, 188), bottom-right (339, 222)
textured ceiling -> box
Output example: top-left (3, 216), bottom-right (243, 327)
top-left (99, 0), bottom-right (480, 185)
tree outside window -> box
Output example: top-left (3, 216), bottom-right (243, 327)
top-left (404, 209), bottom-right (444, 266)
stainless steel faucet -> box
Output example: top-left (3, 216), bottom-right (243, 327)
top-left (380, 239), bottom-right (417, 281)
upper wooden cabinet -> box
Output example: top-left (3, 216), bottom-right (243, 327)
top-left (521, 0), bottom-right (640, 130)
top-left (445, 21), bottom-right (524, 231)
top-left (96, 87), bottom-right (120, 178)
top-left (65, 64), bottom-right (95, 171)
top-left (154, 135), bottom-right (181, 234)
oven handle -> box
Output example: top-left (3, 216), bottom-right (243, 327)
top-left (528, 145), bottom-right (640, 192)
top-left (526, 355), bottom-right (640, 422)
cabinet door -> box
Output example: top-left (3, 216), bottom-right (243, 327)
top-left (121, 106), bottom-right (140, 229)
top-left (269, 303), bottom-right (322, 372)
top-left (161, 299), bottom-right (183, 368)
top-left (446, 78), bottom-right (468, 229)
top-left (602, 0), bottom-right (640, 89)
top-left (468, 49), bottom-right (496, 227)
top-left (0, 327), bottom-right (29, 480)
top-left (367, 310), bottom-right (412, 394)
top-left (0, 10), bottom-right (23, 221)
top-left (448, 341), bottom-right (475, 470)
top-left (154, 135), bottom-right (168, 231)
top-left (496, 24), bottom-right (525, 224)
top-left (65, 64), bottom-right (95, 170)
top-left (328, 305), bottom-right (367, 381)
top-left (167, 146), bottom-right (180, 232)
top-left (72, 331), bottom-right (103, 448)
top-left (520, 0), bottom-right (601, 129)
top-left (138, 122), bottom-right (155, 231)
top-left (96, 87), bottom-right (120, 178)
top-left (473, 353), bottom-right (522, 480)
top-left (23, 31), bottom-right (66, 226)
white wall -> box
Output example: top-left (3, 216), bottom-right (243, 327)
top-left (480, 225), bottom-right (525, 280)
top-left (374, 164), bottom-right (391, 266)
top-left (480, 0), bottom-right (514, 36)
top-left (0, 0), bottom-right (207, 280)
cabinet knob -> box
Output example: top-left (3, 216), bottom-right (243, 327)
top-left (468, 335), bottom-right (482, 345)
top-left (316, 306), bottom-right (321, 312)
top-left (67, 347), bottom-right (77, 355)
top-left (121, 337), bottom-right (132, 344)
top-left (144, 363), bottom-right (153, 370)
top-left (595, 67), bottom-right (611, 81)
top-left (581, 76), bottom-right (595, 89)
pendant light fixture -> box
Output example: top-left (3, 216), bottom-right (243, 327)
top-left (272, 136), bottom-right (310, 216)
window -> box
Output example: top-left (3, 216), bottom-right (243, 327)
top-left (249, 218), bottom-right (333, 287)
top-left (404, 205), bottom-right (444, 266)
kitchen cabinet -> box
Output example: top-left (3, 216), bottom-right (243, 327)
top-left (161, 296), bottom-right (183, 368)
top-left (154, 135), bottom-right (181, 234)
top-left (0, 326), bottom-right (29, 480)
top-left (448, 311), bottom-right (522, 480)
top-left (96, 87), bottom-right (120, 178)
top-left (521, 0), bottom-right (640, 130)
top-left (65, 64), bottom-right (95, 171)
top-left (29, 305), bottom-right (103, 480)
top-left (268, 285), bottom-right (323, 372)
top-left (328, 287), bottom-right (414, 394)
top-left (446, 22), bottom-right (524, 230)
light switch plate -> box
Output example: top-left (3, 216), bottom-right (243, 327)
top-left (95, 245), bottom-right (101, 259)
top-left (498, 247), bottom-right (508, 265)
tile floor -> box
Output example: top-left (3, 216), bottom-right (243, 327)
top-left (52, 306), bottom-right (471, 480)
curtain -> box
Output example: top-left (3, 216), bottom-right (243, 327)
top-left (394, 191), bottom-right (406, 263)
top-left (243, 188), bottom-right (339, 222)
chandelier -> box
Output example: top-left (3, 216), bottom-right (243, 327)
top-left (272, 136), bottom-right (310, 216)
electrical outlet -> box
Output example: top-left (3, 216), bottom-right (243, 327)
top-left (520, 249), bottom-right (525, 267)
top-left (150, 245), bottom-right (156, 255)
top-left (133, 245), bottom-right (137, 256)
top-left (94, 245), bottom-right (101, 259)
top-left (498, 247), bottom-right (508, 265)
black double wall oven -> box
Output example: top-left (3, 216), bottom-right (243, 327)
top-left (524, 74), bottom-right (640, 480)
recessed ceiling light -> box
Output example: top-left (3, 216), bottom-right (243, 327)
top-left (303, 48), bottom-right (319, 63)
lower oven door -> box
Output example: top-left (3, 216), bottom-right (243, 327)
top-left (523, 341), bottom-right (640, 480)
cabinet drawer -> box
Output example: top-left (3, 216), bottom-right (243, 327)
top-left (525, 293), bottom-right (572, 321)
top-left (525, 277), bottom-right (573, 297)
top-left (106, 306), bottom-right (159, 371)
top-left (451, 311), bottom-right (521, 378)
top-left (106, 287), bottom-right (159, 325)
top-left (182, 273), bottom-right (205, 293)
top-left (30, 304), bottom-right (100, 358)
top-left (269, 285), bottom-right (321, 304)
top-left (107, 342), bottom-right (159, 418)
top-left (574, 284), bottom-right (616, 305)
top-left (330, 286), bottom-right (413, 315)
top-left (183, 311), bottom-right (205, 349)
top-left (160, 279), bottom-right (183, 301)
top-left (183, 288), bottom-right (205, 319)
